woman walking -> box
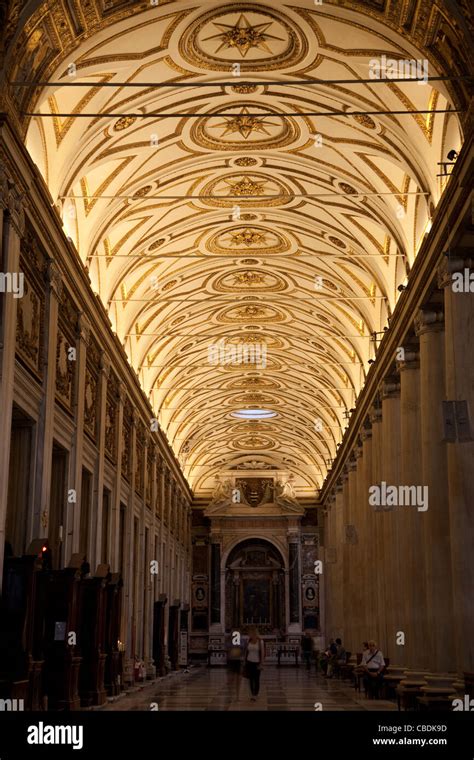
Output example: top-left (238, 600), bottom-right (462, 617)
top-left (244, 626), bottom-right (265, 701)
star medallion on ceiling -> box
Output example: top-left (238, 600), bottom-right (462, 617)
top-left (202, 13), bottom-right (284, 57)
top-left (212, 106), bottom-right (277, 139)
top-left (235, 305), bottom-right (266, 318)
top-left (229, 229), bottom-right (267, 247)
top-left (224, 176), bottom-right (267, 196)
top-left (232, 271), bottom-right (267, 286)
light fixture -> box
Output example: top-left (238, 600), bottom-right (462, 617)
top-left (231, 409), bottom-right (277, 420)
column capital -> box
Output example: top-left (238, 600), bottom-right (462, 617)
top-left (396, 347), bottom-right (420, 372)
top-left (0, 169), bottom-right (25, 236)
top-left (118, 381), bottom-right (127, 404)
top-left (76, 312), bottom-right (91, 344)
top-left (131, 408), bottom-right (139, 428)
top-left (99, 350), bottom-right (111, 377)
top-left (414, 307), bottom-right (444, 336)
top-left (381, 378), bottom-right (400, 399)
top-left (0, 167), bottom-right (9, 208)
top-left (369, 406), bottom-right (382, 425)
top-left (47, 260), bottom-right (63, 298)
top-left (361, 416), bottom-right (372, 441)
top-left (348, 454), bottom-right (357, 471)
top-left (7, 192), bottom-right (25, 237)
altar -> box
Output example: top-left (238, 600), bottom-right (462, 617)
top-left (189, 472), bottom-right (321, 656)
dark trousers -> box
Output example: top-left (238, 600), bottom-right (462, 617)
top-left (364, 670), bottom-right (383, 698)
top-left (246, 662), bottom-right (261, 696)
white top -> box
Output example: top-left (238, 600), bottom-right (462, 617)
top-left (362, 650), bottom-right (385, 670)
top-left (246, 640), bottom-right (262, 663)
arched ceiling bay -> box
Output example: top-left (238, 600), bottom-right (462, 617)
top-left (23, 0), bottom-right (463, 498)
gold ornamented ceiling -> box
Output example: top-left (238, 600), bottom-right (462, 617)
top-left (22, 0), bottom-right (464, 498)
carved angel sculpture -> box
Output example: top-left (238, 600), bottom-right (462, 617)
top-left (274, 475), bottom-right (301, 511)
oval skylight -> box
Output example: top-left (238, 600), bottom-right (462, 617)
top-left (231, 409), bottom-right (277, 420)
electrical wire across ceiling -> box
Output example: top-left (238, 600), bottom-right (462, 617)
top-left (22, 0), bottom-right (464, 498)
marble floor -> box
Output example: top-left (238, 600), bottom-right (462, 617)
top-left (102, 666), bottom-right (397, 712)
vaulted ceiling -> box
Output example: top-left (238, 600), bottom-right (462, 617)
top-left (20, 0), bottom-right (463, 498)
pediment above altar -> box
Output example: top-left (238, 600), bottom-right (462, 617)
top-left (204, 472), bottom-right (305, 517)
top-left (204, 499), bottom-right (304, 518)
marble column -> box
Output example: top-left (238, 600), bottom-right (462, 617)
top-left (28, 261), bottom-right (62, 545)
top-left (68, 313), bottom-right (90, 563)
top-left (160, 464), bottom-right (168, 597)
top-left (186, 505), bottom-right (192, 603)
top-left (341, 467), bottom-right (350, 644)
top-left (414, 307), bottom-right (454, 673)
top-left (352, 442), bottom-right (364, 653)
top-left (173, 485), bottom-right (178, 538)
top-left (0, 176), bottom-right (24, 592)
top-left (397, 345), bottom-right (427, 669)
top-left (370, 405), bottom-right (383, 648)
top-left (346, 454), bottom-right (357, 652)
top-left (136, 432), bottom-right (149, 661)
top-left (123, 408), bottom-right (137, 683)
top-left (288, 535), bottom-right (301, 632)
top-left (333, 480), bottom-right (344, 640)
top-left (210, 536), bottom-right (222, 630)
top-left (438, 256), bottom-right (474, 673)
top-left (93, 351), bottom-right (110, 567)
top-left (381, 379), bottom-right (402, 663)
top-left (155, 457), bottom-right (163, 593)
top-left (165, 470), bottom-right (172, 536)
top-left (233, 573), bottom-right (240, 628)
top-left (146, 446), bottom-right (158, 677)
top-left (323, 493), bottom-right (335, 640)
top-left (169, 481), bottom-right (174, 538)
top-left (169, 481), bottom-right (177, 601)
top-left (110, 382), bottom-right (125, 571)
top-left (360, 420), bottom-right (373, 651)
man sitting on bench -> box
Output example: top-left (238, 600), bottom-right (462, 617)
top-left (361, 640), bottom-right (385, 697)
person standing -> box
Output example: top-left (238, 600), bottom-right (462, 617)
top-left (325, 638), bottom-right (339, 677)
top-left (244, 626), bottom-right (265, 701)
